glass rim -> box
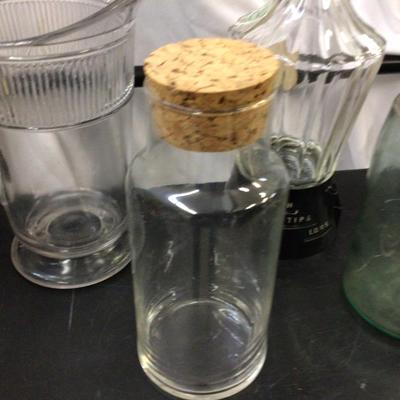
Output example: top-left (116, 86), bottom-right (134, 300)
top-left (144, 82), bottom-right (275, 117)
top-left (0, 32), bottom-right (133, 62)
top-left (0, 0), bottom-right (138, 48)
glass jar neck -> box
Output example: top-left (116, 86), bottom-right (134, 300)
top-left (150, 133), bottom-right (271, 155)
top-left (137, 137), bottom-right (274, 195)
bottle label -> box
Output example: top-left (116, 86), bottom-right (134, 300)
top-left (280, 179), bottom-right (342, 259)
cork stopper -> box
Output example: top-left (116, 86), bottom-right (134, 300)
top-left (144, 38), bottom-right (281, 152)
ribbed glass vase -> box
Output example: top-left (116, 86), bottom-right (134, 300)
top-left (231, 0), bottom-right (385, 188)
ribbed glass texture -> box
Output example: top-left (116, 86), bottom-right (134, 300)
top-left (231, 0), bottom-right (385, 188)
top-left (0, 0), bottom-right (137, 288)
top-left (0, 0), bottom-right (135, 128)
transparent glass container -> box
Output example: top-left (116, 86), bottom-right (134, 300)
top-left (230, 0), bottom-right (385, 188)
top-left (228, 0), bottom-right (279, 39)
top-left (0, 0), bottom-right (138, 128)
top-left (0, 0), bottom-right (138, 288)
top-left (127, 89), bottom-right (289, 399)
top-left (343, 95), bottom-right (400, 339)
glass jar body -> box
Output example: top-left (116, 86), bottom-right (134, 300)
top-left (127, 96), bottom-right (289, 399)
top-left (0, 0), bottom-right (138, 287)
top-left (0, 97), bottom-right (133, 288)
top-left (231, 0), bottom-right (385, 188)
top-left (343, 96), bottom-right (400, 339)
top-left (0, 0), bottom-right (137, 128)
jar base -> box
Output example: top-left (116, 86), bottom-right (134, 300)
top-left (11, 232), bottom-right (130, 289)
top-left (343, 269), bottom-right (400, 340)
top-left (138, 298), bottom-right (267, 400)
top-left (141, 343), bottom-right (266, 400)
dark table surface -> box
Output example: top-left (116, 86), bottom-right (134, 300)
top-left (0, 169), bottom-right (399, 400)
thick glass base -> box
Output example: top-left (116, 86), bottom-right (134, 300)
top-left (22, 190), bottom-right (126, 257)
top-left (139, 298), bottom-right (267, 400)
top-left (11, 231), bottom-right (130, 289)
top-left (271, 136), bottom-right (334, 189)
top-left (344, 286), bottom-right (400, 340)
top-left (343, 255), bottom-right (400, 340)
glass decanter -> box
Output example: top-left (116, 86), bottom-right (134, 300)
top-left (230, 0), bottom-right (385, 188)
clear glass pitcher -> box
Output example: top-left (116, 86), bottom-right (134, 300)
top-left (230, 0), bottom-right (385, 188)
top-left (0, 0), bottom-right (139, 288)
top-left (343, 95), bottom-right (400, 339)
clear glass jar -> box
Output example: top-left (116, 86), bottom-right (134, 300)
top-left (0, 0), bottom-right (138, 288)
top-left (0, 0), bottom-right (138, 128)
top-left (343, 95), bottom-right (400, 339)
top-left (127, 89), bottom-right (289, 399)
top-left (1, 99), bottom-right (133, 288)
top-left (230, 0), bottom-right (385, 188)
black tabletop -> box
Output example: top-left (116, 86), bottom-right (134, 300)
top-left (0, 169), bottom-right (399, 400)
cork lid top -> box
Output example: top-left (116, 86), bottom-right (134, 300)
top-left (144, 38), bottom-right (280, 111)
